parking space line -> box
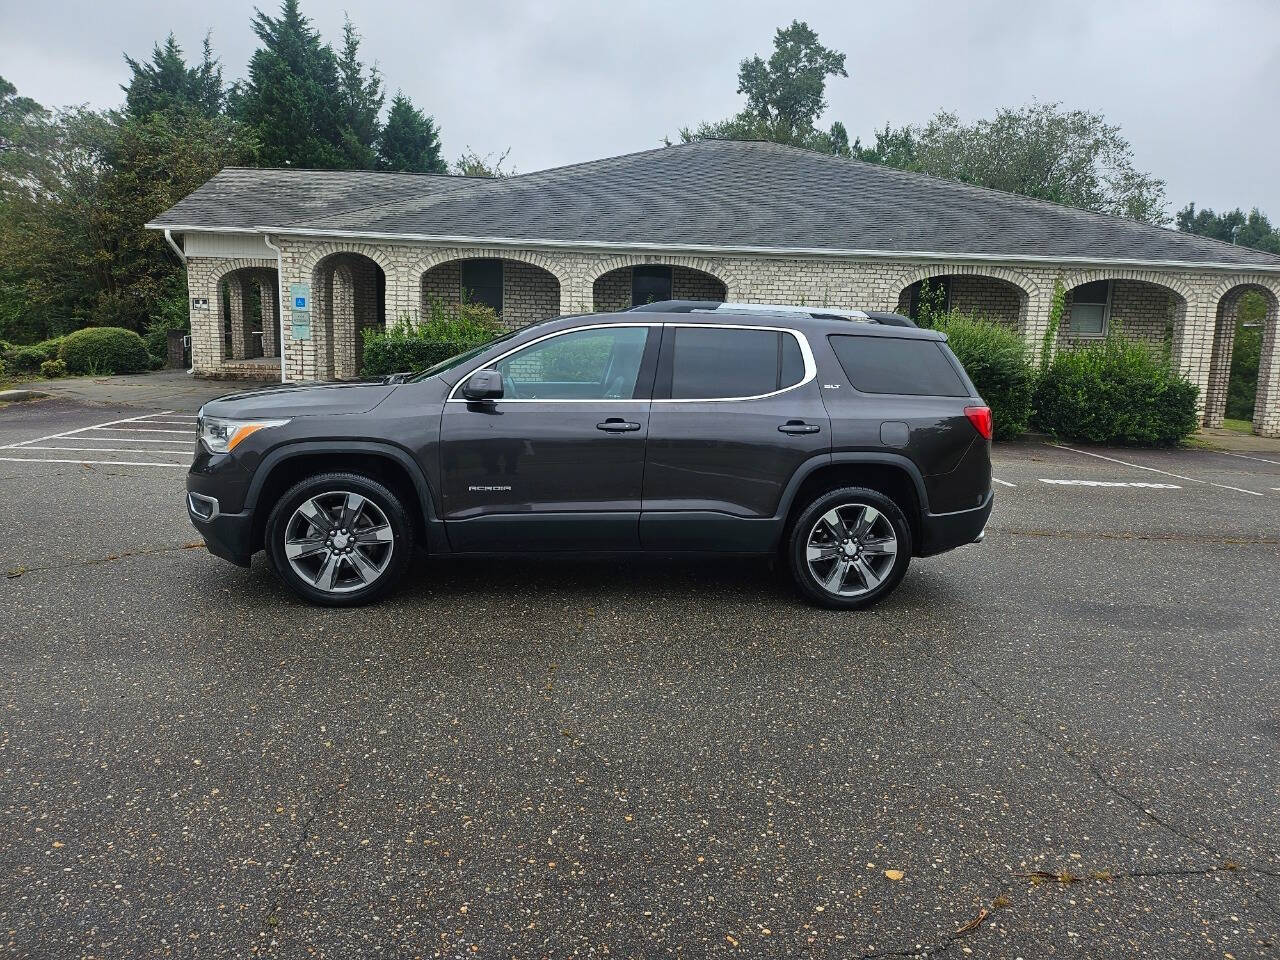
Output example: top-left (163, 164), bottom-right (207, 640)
top-left (1051, 444), bottom-right (1264, 497)
top-left (0, 456), bottom-right (186, 468)
top-left (992, 478), bottom-right (1016, 487)
top-left (20, 445), bottom-right (190, 457)
top-left (89, 426), bottom-right (192, 434)
top-left (0, 411), bottom-right (176, 449)
top-left (73, 440), bottom-right (190, 448)
top-left (1217, 451), bottom-right (1280, 467)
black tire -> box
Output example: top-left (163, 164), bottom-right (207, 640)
top-left (265, 471), bottom-right (413, 607)
top-left (787, 486), bottom-right (912, 610)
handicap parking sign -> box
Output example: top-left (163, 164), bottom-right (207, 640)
top-left (289, 282), bottom-right (310, 312)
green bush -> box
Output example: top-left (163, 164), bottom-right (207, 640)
top-left (144, 312), bottom-right (190, 360)
top-left (933, 313), bottom-right (1035, 440)
top-left (1035, 335), bottom-right (1199, 446)
top-left (57, 326), bottom-right (151, 375)
top-left (40, 358), bottom-right (67, 378)
top-left (361, 300), bottom-right (503, 378)
top-left (3, 337), bottom-right (64, 372)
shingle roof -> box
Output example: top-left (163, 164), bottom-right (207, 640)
top-left (150, 140), bottom-right (1280, 269)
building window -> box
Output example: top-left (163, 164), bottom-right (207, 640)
top-left (632, 265), bottom-right (673, 306)
top-left (461, 260), bottom-right (503, 314)
top-left (1070, 280), bottom-right (1111, 336)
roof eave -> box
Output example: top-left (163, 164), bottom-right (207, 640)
top-left (148, 222), bottom-right (1280, 274)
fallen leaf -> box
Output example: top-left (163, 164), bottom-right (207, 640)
top-left (883, 869), bottom-right (905, 881)
top-left (955, 907), bottom-right (989, 935)
top-left (725, 934), bottom-right (739, 947)
top-left (6, 566), bottom-right (24, 578)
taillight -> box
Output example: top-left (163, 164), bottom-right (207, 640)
top-left (964, 405), bottom-right (993, 440)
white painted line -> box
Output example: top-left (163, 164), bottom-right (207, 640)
top-left (130, 419), bottom-right (196, 426)
top-left (0, 410), bottom-right (174, 449)
top-left (1039, 478), bottom-right (1181, 489)
top-left (992, 478), bottom-right (1016, 487)
top-left (1051, 444), bottom-right (1265, 497)
top-left (63, 436), bottom-right (190, 444)
top-left (0, 456), bottom-right (186, 468)
top-left (21, 445), bottom-right (190, 456)
top-left (1216, 450), bottom-right (1280, 467)
top-left (89, 426), bottom-right (191, 434)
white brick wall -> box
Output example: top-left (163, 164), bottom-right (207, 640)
top-left (183, 242), bottom-right (1280, 437)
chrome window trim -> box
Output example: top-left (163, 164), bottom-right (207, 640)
top-left (444, 320), bottom-right (816, 404)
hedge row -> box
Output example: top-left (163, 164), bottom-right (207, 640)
top-left (918, 311), bottom-right (1198, 447)
top-left (3, 326), bottom-right (154, 376)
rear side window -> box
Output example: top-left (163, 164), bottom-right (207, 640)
top-left (669, 327), bottom-right (807, 399)
top-left (829, 335), bottom-right (969, 396)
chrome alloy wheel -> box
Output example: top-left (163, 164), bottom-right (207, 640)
top-left (805, 503), bottom-right (899, 598)
top-left (283, 491), bottom-right (395, 594)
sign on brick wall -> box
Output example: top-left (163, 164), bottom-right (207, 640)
top-left (290, 282), bottom-right (311, 340)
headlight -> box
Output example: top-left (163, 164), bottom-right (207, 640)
top-left (198, 415), bottom-right (290, 453)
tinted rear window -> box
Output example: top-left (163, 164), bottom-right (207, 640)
top-left (670, 327), bottom-right (805, 399)
top-left (828, 335), bottom-right (969, 396)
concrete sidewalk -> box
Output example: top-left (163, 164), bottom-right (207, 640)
top-left (8, 369), bottom-right (278, 413)
top-left (1196, 425), bottom-right (1280, 455)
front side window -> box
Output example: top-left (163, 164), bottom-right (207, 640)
top-left (668, 327), bottom-right (806, 400)
top-left (494, 326), bottom-right (650, 400)
top-left (632, 266), bottom-right (673, 306)
top-left (1069, 280), bottom-right (1111, 336)
top-left (461, 259), bottom-right (503, 314)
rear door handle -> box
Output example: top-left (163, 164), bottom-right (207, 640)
top-left (597, 419), bottom-right (641, 433)
top-left (778, 421), bottom-right (821, 434)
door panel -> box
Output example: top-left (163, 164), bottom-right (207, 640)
top-left (439, 325), bottom-right (657, 551)
top-left (640, 325), bottom-right (829, 550)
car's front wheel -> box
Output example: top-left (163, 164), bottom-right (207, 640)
top-left (787, 486), bottom-right (912, 610)
top-left (265, 472), bottom-right (413, 606)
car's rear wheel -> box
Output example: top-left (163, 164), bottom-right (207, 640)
top-left (787, 486), bottom-right (912, 610)
top-left (265, 472), bottom-right (413, 606)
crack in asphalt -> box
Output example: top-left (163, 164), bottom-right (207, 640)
top-left (3, 540), bottom-right (205, 578)
top-left (259, 781), bottom-right (348, 953)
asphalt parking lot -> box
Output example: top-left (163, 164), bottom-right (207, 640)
top-left (2, 394), bottom-right (1279, 958)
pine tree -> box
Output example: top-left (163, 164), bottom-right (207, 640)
top-left (235, 0), bottom-right (344, 167)
top-left (377, 93), bottom-right (445, 174)
top-left (123, 33), bottom-right (224, 120)
top-left (335, 18), bottom-right (383, 169)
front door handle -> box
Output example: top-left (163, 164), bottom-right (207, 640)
top-left (597, 418), bottom-right (641, 433)
top-left (778, 420), bottom-right (821, 435)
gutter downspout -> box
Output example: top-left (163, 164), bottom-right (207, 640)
top-left (262, 234), bottom-right (288, 384)
top-left (163, 230), bottom-right (197, 376)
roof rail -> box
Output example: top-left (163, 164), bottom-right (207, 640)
top-left (626, 300), bottom-right (917, 327)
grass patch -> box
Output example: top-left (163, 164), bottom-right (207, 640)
top-left (1222, 417), bottom-right (1254, 434)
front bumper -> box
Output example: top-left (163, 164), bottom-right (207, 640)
top-left (918, 491), bottom-right (993, 557)
top-left (187, 490), bottom-right (256, 567)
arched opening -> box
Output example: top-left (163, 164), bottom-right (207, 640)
top-left (1205, 283), bottom-right (1279, 435)
top-left (895, 273), bottom-right (1027, 329)
top-left (217, 266), bottom-right (280, 375)
top-left (1058, 278), bottom-right (1183, 352)
top-left (312, 253), bottom-right (386, 380)
top-left (420, 257), bottom-right (561, 330)
top-left (592, 264), bottom-right (726, 312)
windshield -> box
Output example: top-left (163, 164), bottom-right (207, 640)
top-left (406, 314), bottom-right (577, 383)
top-left (406, 328), bottom-right (522, 383)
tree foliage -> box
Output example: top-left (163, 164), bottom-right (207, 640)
top-left (856, 102), bottom-right (1168, 223)
top-left (453, 146), bottom-right (514, 178)
top-left (335, 18), bottom-right (384, 169)
top-left (378, 93), bottom-right (445, 174)
top-left (235, 0), bottom-right (347, 168)
top-left (1176, 203), bottom-right (1280, 254)
top-left (123, 33), bottom-right (224, 120)
top-left (680, 20), bottom-right (851, 156)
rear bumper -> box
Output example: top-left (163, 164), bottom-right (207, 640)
top-left (918, 491), bottom-right (992, 557)
top-left (186, 490), bottom-right (255, 567)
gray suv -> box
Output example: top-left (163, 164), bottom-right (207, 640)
top-left (186, 301), bottom-right (992, 609)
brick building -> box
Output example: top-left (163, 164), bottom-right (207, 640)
top-left (148, 139), bottom-right (1280, 436)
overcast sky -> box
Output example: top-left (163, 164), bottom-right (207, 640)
top-left (3, 0), bottom-right (1277, 217)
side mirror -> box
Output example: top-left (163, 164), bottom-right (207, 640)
top-left (461, 369), bottom-right (504, 401)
